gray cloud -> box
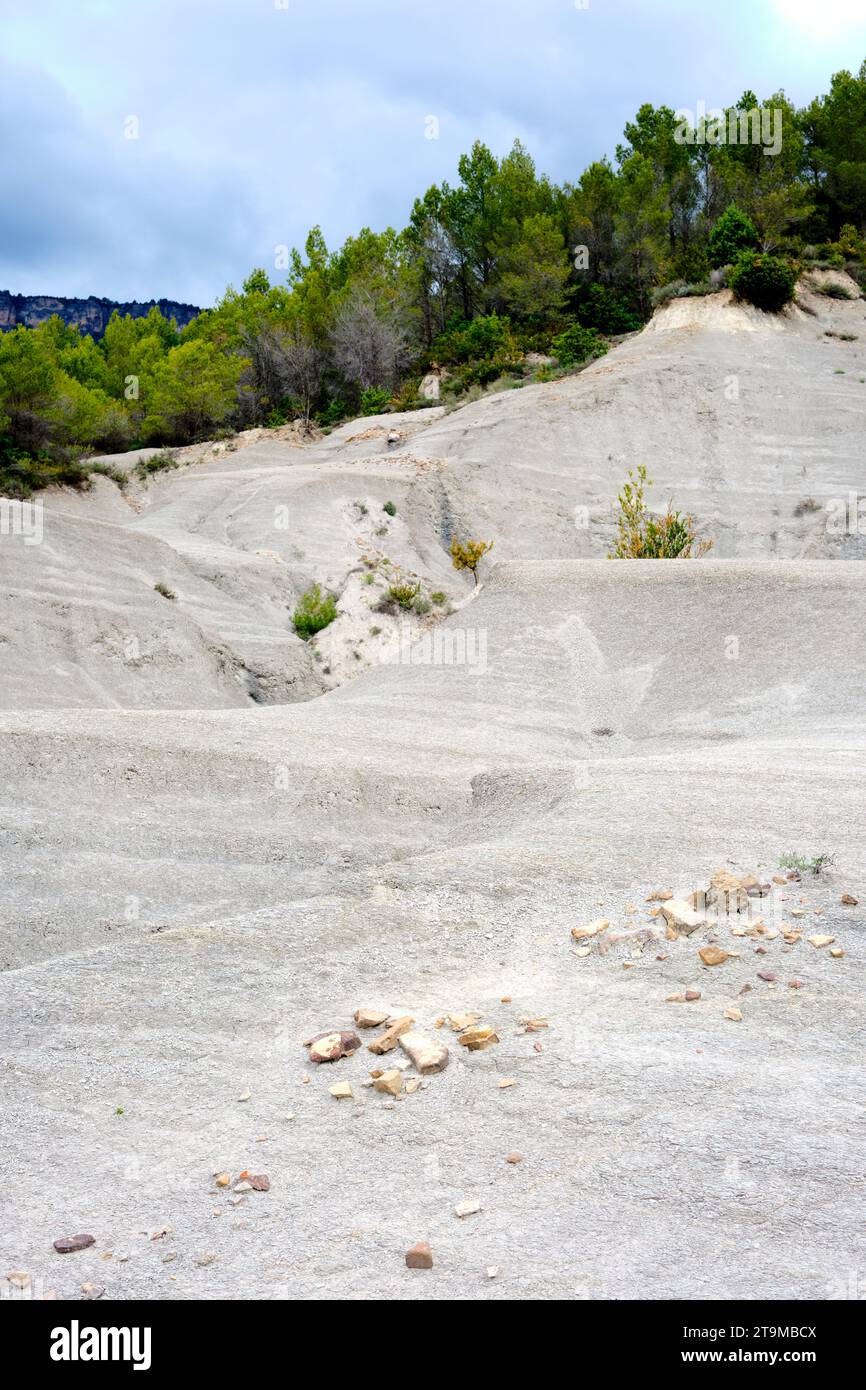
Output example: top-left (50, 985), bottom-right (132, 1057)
top-left (1, 0), bottom-right (865, 305)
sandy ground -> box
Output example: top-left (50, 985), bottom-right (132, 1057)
top-left (1, 285), bottom-right (865, 1301)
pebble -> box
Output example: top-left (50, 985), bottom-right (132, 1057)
top-left (405, 1241), bottom-right (433, 1269)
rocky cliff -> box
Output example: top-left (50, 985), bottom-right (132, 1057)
top-left (0, 290), bottom-right (201, 337)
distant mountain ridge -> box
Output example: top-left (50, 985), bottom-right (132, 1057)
top-left (0, 290), bottom-right (201, 338)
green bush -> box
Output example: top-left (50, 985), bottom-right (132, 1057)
top-left (292, 583), bottom-right (338, 639)
top-left (133, 450), bottom-right (179, 482)
top-left (360, 387), bottom-right (391, 416)
top-left (89, 462), bottom-right (128, 490)
top-left (0, 444), bottom-right (91, 499)
top-left (708, 205), bottom-right (759, 268)
top-left (549, 323), bottom-right (608, 368)
top-left (572, 284), bottom-right (642, 334)
top-left (609, 464), bottom-right (712, 559)
top-left (388, 581), bottom-right (420, 609)
top-left (728, 252), bottom-right (797, 312)
top-left (382, 500), bottom-right (396, 516)
top-left (316, 399), bottom-right (349, 428)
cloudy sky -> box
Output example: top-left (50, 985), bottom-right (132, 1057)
top-left (2, 0), bottom-right (865, 308)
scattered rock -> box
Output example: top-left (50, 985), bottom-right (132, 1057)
top-left (446, 1012), bottom-right (482, 1031)
top-left (723, 1008), bottom-right (743, 1022)
top-left (5, 1271), bottom-right (30, 1290)
top-left (215, 1173), bottom-right (231, 1188)
top-left (196, 1253), bottom-right (218, 1267)
top-left (237, 1091), bottom-right (251, 1102)
top-left (405, 1078), bottom-right (422, 1094)
top-left (487, 1266), bottom-right (500, 1279)
top-left (399, 1031), bottom-right (449, 1074)
top-left (699, 946), bottom-right (732, 967)
top-left (249, 1174), bottom-right (270, 1192)
top-left (660, 900), bottom-right (706, 936)
top-left (685, 989), bottom-right (702, 1002)
top-left (329, 1081), bottom-right (353, 1100)
top-left (455, 1200), bottom-right (481, 1218)
top-left (788, 979), bottom-right (806, 989)
top-left (646, 889), bottom-right (673, 902)
top-left (841, 894), bottom-right (858, 906)
top-left (571, 918), bottom-right (609, 941)
top-left (505, 1152), bottom-right (523, 1164)
top-left (354, 1008), bottom-right (390, 1029)
top-left (457, 1025), bottom-right (500, 1051)
top-left (373, 1069), bottom-right (403, 1096)
top-left (53, 1234), bottom-right (96, 1254)
top-left (757, 971), bottom-right (777, 983)
top-left (307, 1030), bottom-right (362, 1063)
top-left (666, 993), bottom-right (687, 1003)
top-left (405, 1241), bottom-right (433, 1269)
top-left (807, 935), bottom-right (835, 948)
top-left (498, 1078), bottom-right (517, 1089)
top-left (80, 1282), bottom-right (104, 1299)
top-left (368, 1015), bottom-right (414, 1055)
top-left (829, 947), bottom-right (845, 959)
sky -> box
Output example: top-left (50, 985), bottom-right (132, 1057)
top-left (2, 0), bottom-right (866, 308)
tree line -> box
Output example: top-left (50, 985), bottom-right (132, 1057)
top-left (3, 61), bottom-right (866, 496)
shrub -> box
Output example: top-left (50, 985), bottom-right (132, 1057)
top-left (388, 581), bottom-right (420, 609)
top-left (133, 450), bottom-right (179, 482)
top-left (572, 284), bottom-right (642, 334)
top-left (816, 282), bottom-right (855, 300)
top-left (411, 593), bottom-right (432, 615)
top-left (450, 535), bottom-right (494, 585)
top-left (778, 851), bottom-right (835, 876)
top-left (549, 323), bottom-right (607, 368)
top-left (89, 462), bottom-right (128, 490)
top-left (292, 583), bottom-right (338, 639)
top-left (652, 280), bottom-right (714, 308)
top-left (609, 465), bottom-right (712, 559)
top-left (0, 445), bottom-right (91, 499)
top-left (708, 205), bottom-right (759, 268)
top-left (382, 500), bottom-right (396, 516)
top-left (360, 387), bottom-right (391, 416)
top-left (728, 252), bottom-right (797, 312)
top-left (316, 398), bottom-right (349, 427)
top-left (154, 582), bottom-right (176, 600)
top-left (430, 591), bottom-right (447, 605)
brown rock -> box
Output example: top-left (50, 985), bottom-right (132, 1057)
top-left (307, 1031), bottom-right (362, 1063)
top-left (699, 946), bottom-right (732, 967)
top-left (399, 1031), bottom-right (449, 1075)
top-left (373, 1068), bottom-right (403, 1096)
top-left (405, 1241), bottom-right (433, 1269)
top-left (570, 918), bottom-right (609, 941)
top-left (788, 979), bottom-right (806, 988)
top-left (249, 1174), bottom-right (270, 1191)
top-left (457, 1025), bottom-right (500, 1051)
top-left (645, 889), bottom-right (673, 902)
top-left (354, 1008), bottom-right (390, 1029)
top-left (685, 990), bottom-right (702, 1002)
top-left (660, 900), bottom-right (706, 936)
top-left (724, 1007), bottom-right (743, 1022)
top-left (841, 894), bottom-right (859, 906)
top-left (505, 1152), bottom-right (523, 1164)
top-left (757, 971), bottom-right (777, 982)
top-left (368, 1015), bottom-right (414, 1055)
top-left (53, 1234), bottom-right (96, 1254)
